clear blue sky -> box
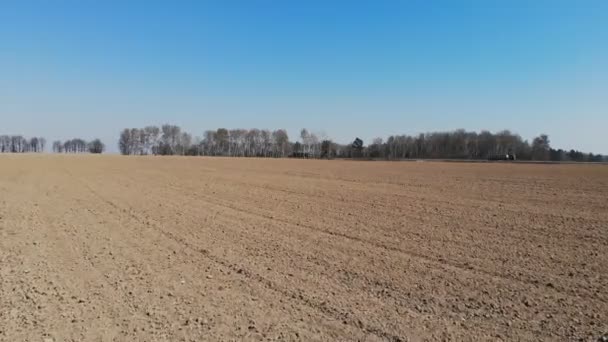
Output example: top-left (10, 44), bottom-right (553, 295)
top-left (1, 1), bottom-right (606, 153)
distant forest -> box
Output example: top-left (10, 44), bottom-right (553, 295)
top-left (0, 136), bottom-right (46, 153)
top-left (0, 136), bottom-right (104, 154)
top-left (1, 127), bottom-right (605, 162)
top-left (51, 138), bottom-right (105, 154)
top-left (115, 125), bottom-right (606, 162)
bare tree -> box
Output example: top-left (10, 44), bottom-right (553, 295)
top-left (119, 129), bottom-right (132, 155)
top-left (88, 139), bottom-right (105, 154)
top-left (144, 126), bottom-right (160, 155)
top-left (272, 129), bottom-right (289, 157)
top-left (215, 128), bottom-right (229, 156)
top-left (532, 134), bottom-right (550, 161)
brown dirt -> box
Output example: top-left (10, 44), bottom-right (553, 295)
top-left (0, 155), bottom-right (607, 341)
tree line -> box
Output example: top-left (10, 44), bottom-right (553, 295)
top-left (0, 135), bottom-right (46, 153)
top-left (2, 127), bottom-right (603, 162)
top-left (118, 125), bottom-right (291, 157)
top-left (117, 125), bottom-right (605, 162)
top-left (364, 130), bottom-right (605, 162)
top-left (52, 139), bottom-right (105, 154)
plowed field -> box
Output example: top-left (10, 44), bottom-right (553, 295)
top-left (1, 155), bottom-right (606, 341)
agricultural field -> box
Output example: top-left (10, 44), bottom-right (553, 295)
top-left (0, 154), bottom-right (606, 341)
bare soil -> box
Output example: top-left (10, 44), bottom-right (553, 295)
top-left (0, 155), bottom-right (607, 341)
